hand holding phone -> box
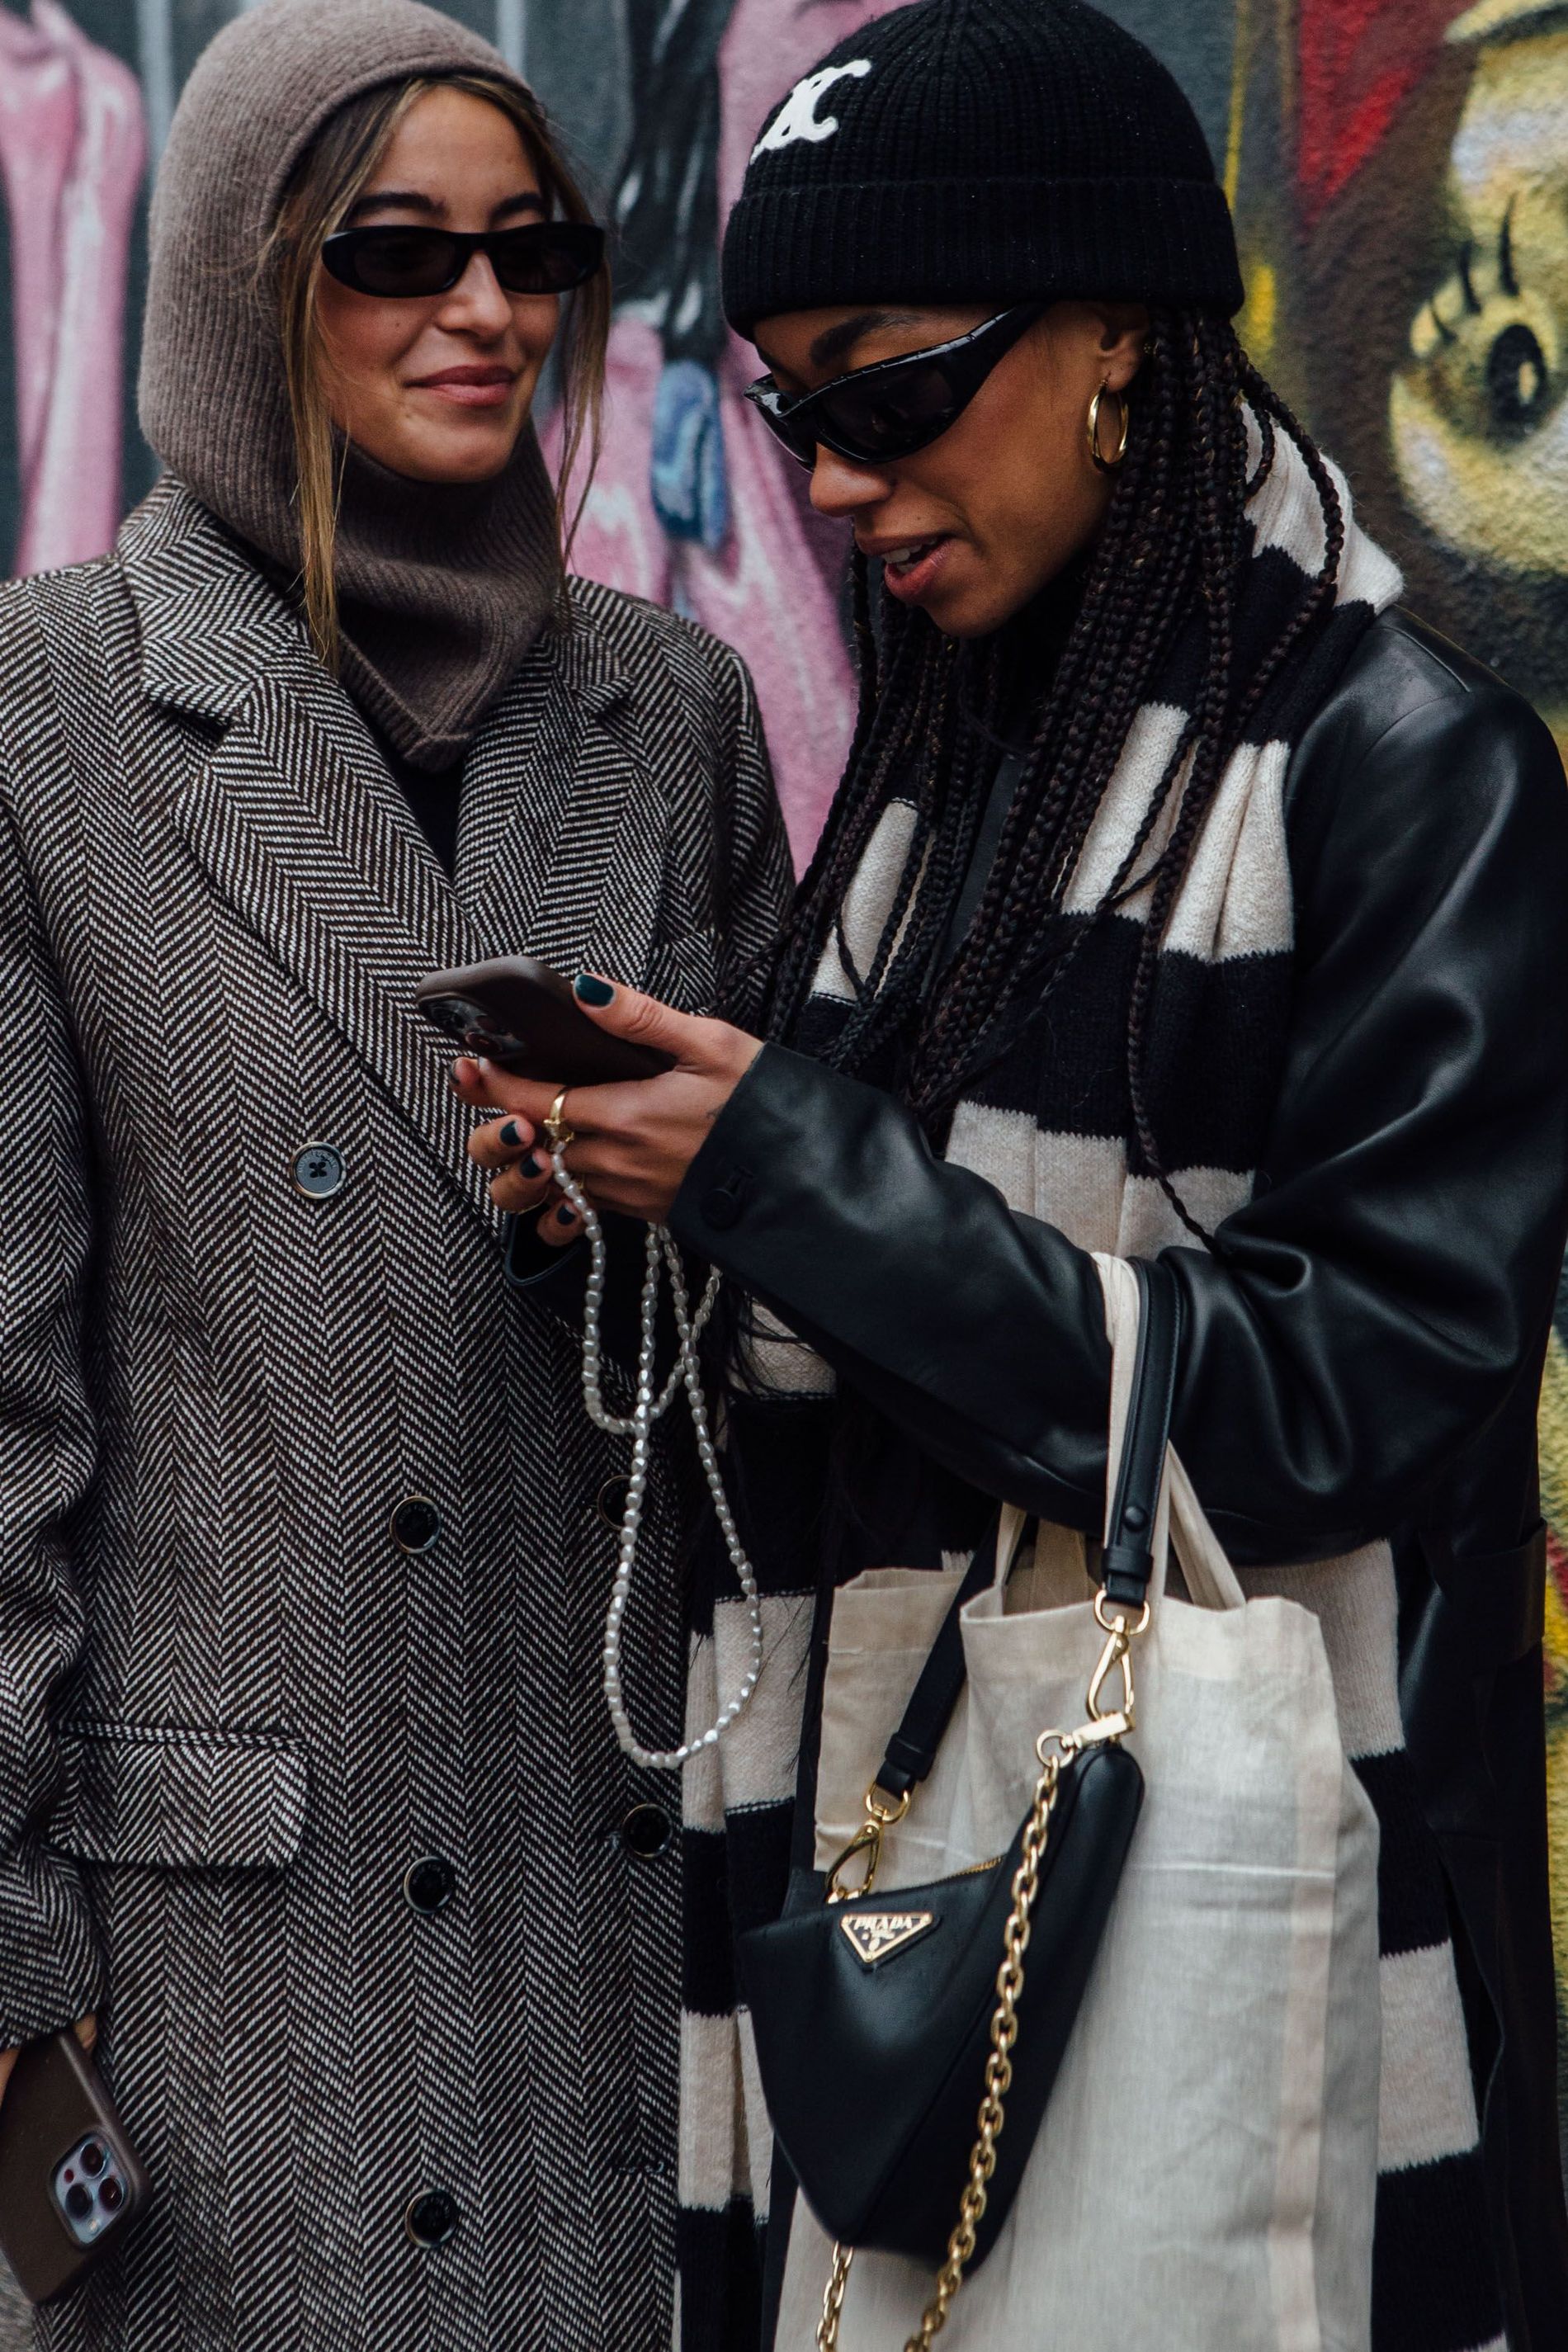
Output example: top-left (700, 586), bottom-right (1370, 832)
top-left (417, 956), bottom-right (674, 1086)
top-left (453, 971), bottom-right (763, 1232)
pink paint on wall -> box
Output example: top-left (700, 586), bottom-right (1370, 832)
top-left (558, 0), bottom-right (904, 869)
top-left (562, 314), bottom-right (860, 871)
top-left (0, 1), bottom-right (144, 577)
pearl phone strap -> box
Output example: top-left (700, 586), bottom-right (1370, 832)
top-left (546, 1137), bottom-right (765, 1769)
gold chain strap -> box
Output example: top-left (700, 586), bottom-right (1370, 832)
top-left (817, 2244), bottom-right (856, 2350)
top-left (815, 1600), bottom-right (1143, 2352)
top-left (901, 1742), bottom-right (1062, 2350)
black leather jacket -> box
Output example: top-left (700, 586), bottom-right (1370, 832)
top-left (666, 612), bottom-right (1568, 2345)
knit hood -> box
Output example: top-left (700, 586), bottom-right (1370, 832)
top-left (139, 0), bottom-right (562, 771)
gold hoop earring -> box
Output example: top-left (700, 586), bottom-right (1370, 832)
top-left (1087, 385), bottom-right (1130, 473)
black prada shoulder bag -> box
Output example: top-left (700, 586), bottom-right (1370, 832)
top-left (738, 1256), bottom-right (1180, 2346)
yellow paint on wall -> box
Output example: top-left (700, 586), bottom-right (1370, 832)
top-left (1540, 1326), bottom-right (1568, 1537)
top-left (1541, 1330), bottom-right (1568, 2061)
top-left (1225, 0), bottom-right (1253, 205)
top-left (1240, 259), bottom-right (1278, 363)
top-left (1547, 1584), bottom-right (1568, 2055)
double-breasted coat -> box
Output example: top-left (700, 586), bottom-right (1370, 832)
top-left (0, 478), bottom-right (790, 2350)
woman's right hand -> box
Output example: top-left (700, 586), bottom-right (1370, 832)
top-left (0, 2015), bottom-right (97, 2111)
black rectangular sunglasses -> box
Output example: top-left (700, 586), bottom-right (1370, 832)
top-left (321, 220), bottom-right (605, 300)
top-left (744, 302), bottom-right (1046, 468)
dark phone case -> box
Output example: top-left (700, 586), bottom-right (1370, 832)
top-left (415, 955), bottom-right (675, 1086)
top-left (0, 2034), bottom-right (149, 2304)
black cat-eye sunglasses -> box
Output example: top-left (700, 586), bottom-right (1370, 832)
top-left (320, 221), bottom-right (605, 300)
top-left (744, 302), bottom-right (1046, 468)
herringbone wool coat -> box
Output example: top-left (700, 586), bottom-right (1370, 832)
top-left (0, 477), bottom-right (790, 2350)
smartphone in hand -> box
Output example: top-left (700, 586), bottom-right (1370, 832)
top-left (417, 954), bottom-right (674, 1087)
top-left (0, 2032), bottom-right (149, 2303)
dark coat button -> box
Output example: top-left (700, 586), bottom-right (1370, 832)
top-left (390, 1496), bottom-right (442, 1554)
top-left (596, 1475), bottom-right (631, 1530)
top-left (292, 1142), bottom-right (346, 1200)
top-left (699, 1173), bottom-right (747, 1231)
top-left (620, 1802), bottom-right (672, 1859)
top-left (404, 2189), bottom-right (459, 2248)
top-left (402, 1856), bottom-right (456, 1916)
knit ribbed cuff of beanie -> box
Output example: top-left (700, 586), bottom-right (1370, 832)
top-left (721, 173), bottom-right (1244, 337)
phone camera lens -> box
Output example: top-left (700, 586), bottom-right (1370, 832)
top-left (79, 2142), bottom-right (105, 2178)
top-left (98, 2175), bottom-right (125, 2214)
top-left (64, 2183), bottom-right (93, 2220)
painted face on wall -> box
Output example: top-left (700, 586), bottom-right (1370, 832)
top-left (1389, 2), bottom-right (1568, 579)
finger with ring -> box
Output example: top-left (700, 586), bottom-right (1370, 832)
top-left (544, 1088), bottom-right (576, 1152)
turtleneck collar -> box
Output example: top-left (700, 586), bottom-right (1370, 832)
top-left (316, 437), bottom-right (560, 772)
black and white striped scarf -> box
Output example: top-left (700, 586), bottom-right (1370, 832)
top-left (674, 427), bottom-right (1505, 2352)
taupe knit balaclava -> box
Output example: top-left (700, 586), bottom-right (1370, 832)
top-left (139, 0), bottom-right (562, 771)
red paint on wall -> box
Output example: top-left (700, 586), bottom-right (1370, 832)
top-left (1296, 0), bottom-right (1463, 224)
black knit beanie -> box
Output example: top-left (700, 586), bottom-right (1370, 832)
top-left (720, 0), bottom-right (1243, 337)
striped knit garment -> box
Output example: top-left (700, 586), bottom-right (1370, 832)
top-left (673, 427), bottom-right (1507, 2352)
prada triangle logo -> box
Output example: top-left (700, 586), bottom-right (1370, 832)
top-left (839, 1910), bottom-right (937, 1967)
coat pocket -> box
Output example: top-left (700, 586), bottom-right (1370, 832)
top-left (46, 1720), bottom-right (309, 1871)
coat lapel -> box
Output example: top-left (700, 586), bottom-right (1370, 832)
top-left (119, 484), bottom-right (676, 1227)
top-left (170, 673), bottom-right (498, 1221)
top-left (458, 594), bottom-right (668, 988)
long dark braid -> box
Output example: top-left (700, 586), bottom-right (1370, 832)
top-left (762, 309), bottom-right (1344, 1244)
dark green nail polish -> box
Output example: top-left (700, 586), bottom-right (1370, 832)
top-left (500, 1120), bottom-right (523, 1148)
top-left (519, 1154), bottom-right (541, 1178)
top-left (573, 973), bottom-right (614, 1007)
top-left (555, 1203), bottom-right (575, 1226)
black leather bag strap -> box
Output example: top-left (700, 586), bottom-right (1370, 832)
top-left (1100, 1254), bottom-right (1183, 1611)
top-left (869, 1254), bottom-right (1183, 1802)
top-left (871, 1518), bottom-right (1007, 1801)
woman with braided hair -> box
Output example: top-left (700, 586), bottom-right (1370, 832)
top-left (459, 2), bottom-right (1568, 2344)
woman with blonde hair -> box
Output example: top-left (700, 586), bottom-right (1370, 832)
top-left (0, 2), bottom-right (786, 2344)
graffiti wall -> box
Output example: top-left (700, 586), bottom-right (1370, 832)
top-left (0, 0), bottom-right (1566, 2164)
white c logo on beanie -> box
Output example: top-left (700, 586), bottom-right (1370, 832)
top-left (751, 59), bottom-right (871, 162)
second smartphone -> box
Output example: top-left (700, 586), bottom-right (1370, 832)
top-left (0, 2031), bottom-right (149, 2303)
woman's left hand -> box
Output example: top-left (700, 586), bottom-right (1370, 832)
top-left (456, 978), bottom-right (763, 1233)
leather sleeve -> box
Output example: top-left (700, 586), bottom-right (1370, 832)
top-left (669, 659), bottom-right (1568, 1567)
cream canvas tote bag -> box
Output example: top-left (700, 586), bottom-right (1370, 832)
top-left (777, 1254), bottom-right (1381, 2352)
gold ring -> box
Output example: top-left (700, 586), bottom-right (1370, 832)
top-left (544, 1088), bottom-right (576, 1151)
